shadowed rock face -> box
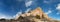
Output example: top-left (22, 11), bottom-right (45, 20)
top-left (0, 7), bottom-right (60, 22)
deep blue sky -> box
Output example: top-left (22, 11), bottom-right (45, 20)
top-left (0, 0), bottom-right (60, 20)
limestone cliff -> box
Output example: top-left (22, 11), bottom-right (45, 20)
top-left (14, 7), bottom-right (53, 22)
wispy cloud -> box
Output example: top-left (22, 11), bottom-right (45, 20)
top-left (43, 1), bottom-right (49, 4)
top-left (43, 0), bottom-right (56, 4)
top-left (56, 4), bottom-right (60, 11)
top-left (25, 1), bottom-right (32, 7)
top-left (25, 8), bottom-right (31, 13)
top-left (13, 11), bottom-right (22, 19)
top-left (45, 10), bottom-right (52, 14)
top-left (56, 4), bottom-right (60, 15)
top-left (0, 13), bottom-right (12, 19)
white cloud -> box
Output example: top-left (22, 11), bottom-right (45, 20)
top-left (56, 4), bottom-right (60, 11)
top-left (44, 1), bottom-right (49, 4)
top-left (56, 4), bottom-right (60, 15)
top-left (25, 8), bottom-right (31, 13)
top-left (43, 0), bottom-right (54, 4)
top-left (25, 1), bottom-right (32, 7)
top-left (0, 15), bottom-right (4, 19)
top-left (0, 13), bottom-right (12, 19)
top-left (13, 11), bottom-right (22, 19)
top-left (13, 8), bottom-right (31, 19)
top-left (45, 10), bottom-right (52, 14)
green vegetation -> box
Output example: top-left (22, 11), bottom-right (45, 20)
top-left (35, 15), bottom-right (40, 19)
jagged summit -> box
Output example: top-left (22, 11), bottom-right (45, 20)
top-left (15, 7), bottom-right (50, 20)
top-left (31, 7), bottom-right (43, 18)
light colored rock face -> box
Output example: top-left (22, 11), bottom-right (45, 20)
top-left (31, 7), bottom-right (43, 18)
top-left (19, 7), bottom-right (43, 17)
top-left (21, 13), bottom-right (31, 17)
top-left (14, 7), bottom-right (52, 22)
top-left (30, 7), bottom-right (49, 20)
top-left (16, 7), bottom-right (49, 20)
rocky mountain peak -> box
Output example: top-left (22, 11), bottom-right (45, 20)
top-left (15, 7), bottom-right (50, 20)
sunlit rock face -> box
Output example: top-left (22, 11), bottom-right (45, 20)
top-left (29, 7), bottom-right (50, 20)
top-left (30, 7), bottom-right (43, 18)
top-left (15, 7), bottom-right (51, 21)
top-left (17, 7), bottom-right (49, 19)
